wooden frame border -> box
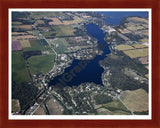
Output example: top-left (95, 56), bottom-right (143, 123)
top-left (0, 0), bottom-right (160, 128)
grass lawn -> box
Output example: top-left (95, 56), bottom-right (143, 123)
top-left (28, 54), bottom-right (55, 75)
top-left (12, 51), bottom-right (30, 83)
top-left (123, 48), bottom-right (148, 58)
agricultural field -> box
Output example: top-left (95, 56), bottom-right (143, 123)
top-left (28, 54), bottom-right (55, 75)
top-left (139, 38), bottom-right (148, 43)
top-left (12, 51), bottom-right (30, 83)
top-left (22, 39), bottom-right (52, 55)
top-left (29, 12), bottom-right (64, 19)
top-left (120, 88), bottom-right (148, 112)
top-left (127, 17), bottom-right (148, 24)
top-left (12, 99), bottom-right (21, 112)
top-left (49, 38), bottom-right (69, 54)
top-left (38, 27), bottom-right (51, 32)
top-left (48, 16), bottom-right (83, 25)
top-left (12, 41), bottom-right (22, 51)
top-left (45, 97), bottom-right (63, 115)
top-left (51, 25), bottom-right (76, 37)
top-left (132, 44), bottom-right (148, 49)
top-left (12, 35), bottom-right (36, 40)
top-left (20, 40), bottom-right (31, 48)
top-left (118, 28), bottom-right (131, 34)
top-left (138, 57), bottom-right (148, 65)
top-left (12, 25), bottom-right (32, 30)
top-left (123, 48), bottom-right (148, 58)
top-left (43, 25), bottom-right (76, 38)
top-left (116, 44), bottom-right (134, 51)
top-left (34, 20), bottom-right (45, 26)
top-left (95, 99), bottom-right (131, 115)
top-left (12, 21), bottom-right (22, 25)
top-left (96, 108), bottom-right (112, 115)
top-left (48, 17), bottom-right (63, 25)
top-left (12, 32), bottom-right (28, 36)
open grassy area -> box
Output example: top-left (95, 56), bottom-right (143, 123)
top-left (123, 48), bottom-right (148, 58)
top-left (116, 44), bottom-right (134, 51)
top-left (120, 88), bottom-right (148, 112)
top-left (12, 51), bottom-right (30, 83)
top-left (28, 54), bottom-right (55, 75)
top-left (20, 40), bottom-right (31, 48)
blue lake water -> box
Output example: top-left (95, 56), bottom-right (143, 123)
top-left (49, 12), bottom-right (147, 87)
top-left (98, 11), bottom-right (148, 25)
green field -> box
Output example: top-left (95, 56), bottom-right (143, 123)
top-left (51, 38), bottom-right (69, 54)
top-left (12, 51), bottom-right (30, 83)
top-left (102, 99), bottom-right (128, 112)
top-left (43, 25), bottom-right (75, 38)
top-left (123, 48), bottom-right (148, 58)
top-left (23, 39), bottom-right (52, 53)
top-left (29, 39), bottom-right (41, 47)
top-left (28, 54), bottom-right (55, 75)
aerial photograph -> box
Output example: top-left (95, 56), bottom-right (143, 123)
top-left (11, 9), bottom-right (150, 117)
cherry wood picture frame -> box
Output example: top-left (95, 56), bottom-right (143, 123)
top-left (0, 0), bottom-right (160, 128)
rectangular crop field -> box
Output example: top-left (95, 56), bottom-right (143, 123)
top-left (123, 48), bottom-right (148, 58)
top-left (29, 39), bottom-right (41, 47)
top-left (12, 51), bottom-right (30, 83)
top-left (20, 40), bottom-right (31, 48)
top-left (12, 41), bottom-right (22, 51)
top-left (116, 44), bottom-right (134, 51)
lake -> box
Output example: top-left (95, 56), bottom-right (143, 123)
top-left (49, 12), bottom-right (147, 88)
